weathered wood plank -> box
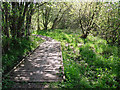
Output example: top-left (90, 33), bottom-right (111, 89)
top-left (9, 35), bottom-right (64, 83)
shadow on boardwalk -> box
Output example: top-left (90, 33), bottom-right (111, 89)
top-left (9, 35), bottom-right (64, 85)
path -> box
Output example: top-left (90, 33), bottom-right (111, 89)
top-left (9, 35), bottom-right (64, 86)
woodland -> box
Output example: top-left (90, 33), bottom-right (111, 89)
top-left (1, 1), bottom-right (120, 89)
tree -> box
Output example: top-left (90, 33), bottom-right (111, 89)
top-left (78, 2), bottom-right (101, 39)
top-left (2, 2), bottom-right (46, 54)
top-left (2, 2), bottom-right (9, 38)
top-left (41, 3), bottom-right (52, 30)
top-left (51, 2), bottom-right (72, 29)
top-left (25, 2), bottom-right (34, 36)
top-left (96, 2), bottom-right (120, 44)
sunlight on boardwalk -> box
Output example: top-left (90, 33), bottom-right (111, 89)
top-left (9, 35), bottom-right (64, 82)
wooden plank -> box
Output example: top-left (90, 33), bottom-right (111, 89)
top-left (9, 35), bottom-right (64, 83)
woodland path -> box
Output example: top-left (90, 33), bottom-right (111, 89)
top-left (9, 35), bottom-right (64, 88)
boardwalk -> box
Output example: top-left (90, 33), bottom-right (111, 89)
top-left (9, 35), bottom-right (64, 83)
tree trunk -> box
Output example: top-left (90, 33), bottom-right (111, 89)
top-left (4, 2), bottom-right (9, 38)
top-left (44, 23), bottom-right (48, 30)
top-left (10, 2), bottom-right (16, 38)
top-left (25, 3), bottom-right (34, 36)
top-left (37, 4), bottom-right (40, 31)
top-left (51, 8), bottom-right (62, 29)
top-left (18, 2), bottom-right (30, 37)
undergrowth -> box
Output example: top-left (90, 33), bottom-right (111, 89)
top-left (38, 29), bottom-right (120, 88)
top-left (2, 35), bottom-right (44, 89)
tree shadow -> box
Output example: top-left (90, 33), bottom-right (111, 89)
top-left (9, 40), bottom-right (64, 83)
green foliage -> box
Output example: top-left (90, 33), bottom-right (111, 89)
top-left (2, 36), bottom-right (44, 89)
top-left (2, 1), bottom-right (120, 89)
top-left (38, 29), bottom-right (120, 88)
top-left (3, 36), bottom-right (43, 74)
top-left (2, 76), bottom-right (15, 89)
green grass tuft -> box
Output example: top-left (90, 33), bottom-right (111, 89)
top-left (38, 29), bottom-right (120, 88)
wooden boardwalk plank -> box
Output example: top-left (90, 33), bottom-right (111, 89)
top-left (9, 35), bottom-right (64, 83)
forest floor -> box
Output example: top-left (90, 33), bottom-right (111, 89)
top-left (3, 29), bottom-right (120, 89)
top-left (7, 35), bottom-right (64, 89)
top-left (37, 29), bottom-right (120, 88)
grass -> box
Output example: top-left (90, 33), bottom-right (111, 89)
top-left (2, 29), bottom-right (120, 89)
top-left (2, 35), bottom-right (44, 89)
top-left (38, 29), bottom-right (120, 88)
